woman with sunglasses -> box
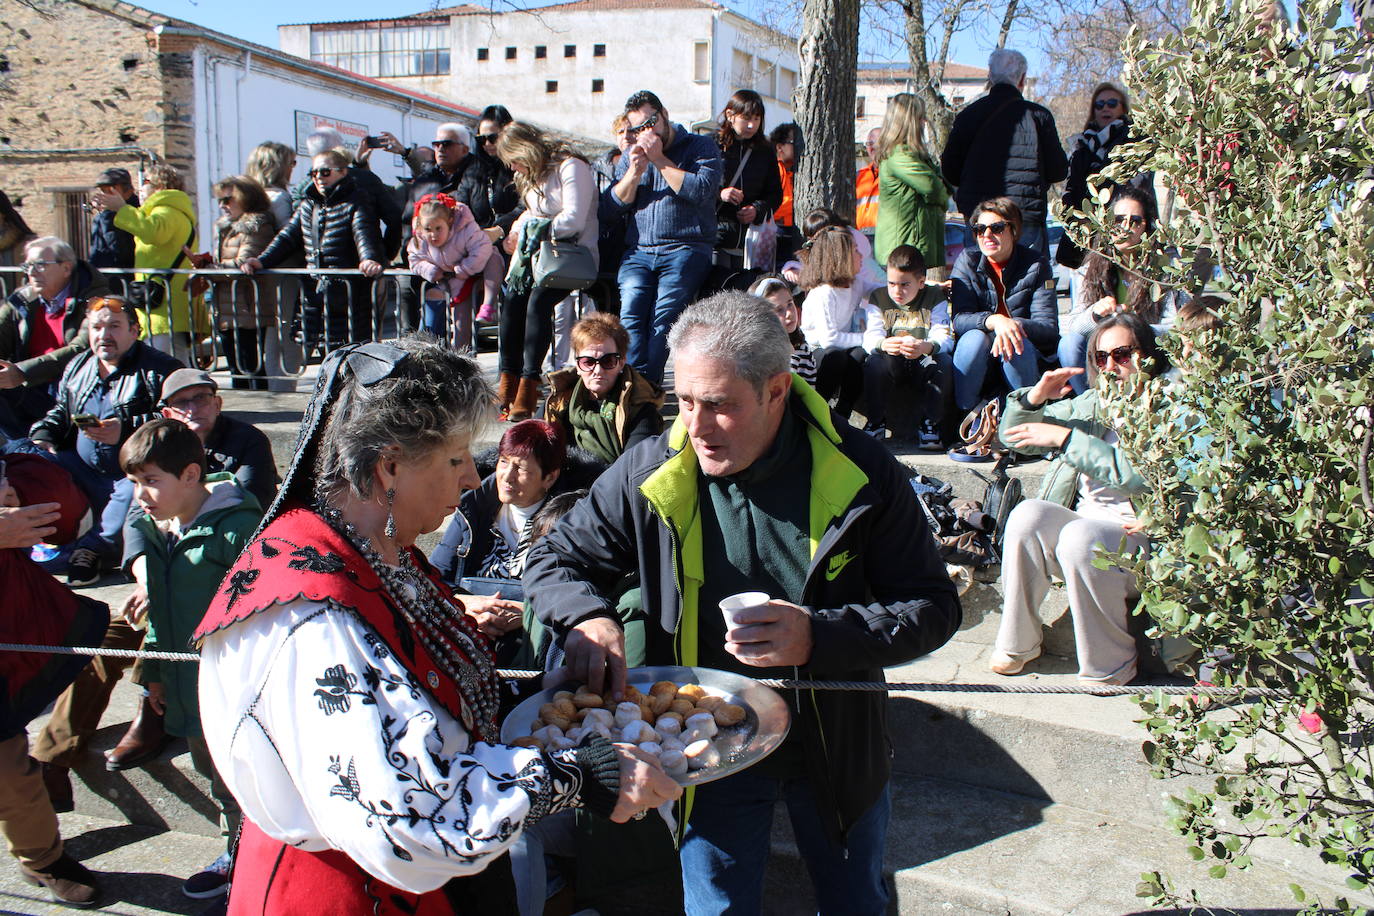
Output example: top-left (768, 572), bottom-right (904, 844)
top-left (456, 105), bottom-right (525, 326)
top-left (991, 312), bottom-right (1169, 685)
top-left (542, 312), bottom-right (664, 465)
top-left (1058, 186), bottom-right (1184, 393)
top-left (244, 150), bottom-right (384, 351)
top-left (207, 175), bottom-right (277, 390)
top-left (949, 197), bottom-right (1059, 412)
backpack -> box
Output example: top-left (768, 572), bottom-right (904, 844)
top-left (909, 473), bottom-right (997, 568)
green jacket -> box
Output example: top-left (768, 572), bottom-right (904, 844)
top-left (113, 189), bottom-right (201, 338)
top-left (130, 473), bottom-right (262, 737)
top-left (874, 147), bottom-right (948, 269)
top-left (999, 387), bottom-right (1149, 508)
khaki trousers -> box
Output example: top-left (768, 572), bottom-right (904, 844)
top-left (31, 617), bottom-right (144, 767)
top-left (0, 733), bottom-right (62, 870)
top-left (997, 498), bottom-right (1147, 684)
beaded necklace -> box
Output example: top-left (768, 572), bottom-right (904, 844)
top-left (316, 501), bottom-right (500, 740)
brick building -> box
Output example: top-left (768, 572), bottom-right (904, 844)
top-left (0, 0), bottom-right (479, 259)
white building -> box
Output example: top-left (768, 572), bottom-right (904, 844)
top-left (277, 0), bottom-right (800, 142)
top-left (854, 62), bottom-right (991, 143)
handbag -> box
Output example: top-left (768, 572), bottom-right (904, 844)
top-left (744, 215), bottom-right (778, 272)
top-left (533, 240), bottom-right (597, 291)
top-left (127, 224), bottom-right (195, 315)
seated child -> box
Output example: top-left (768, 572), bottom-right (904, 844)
top-left (797, 226), bottom-right (884, 423)
top-left (120, 418), bottom-right (264, 901)
top-left (748, 275), bottom-right (817, 385)
top-left (406, 192), bottom-right (494, 348)
top-left (862, 245), bottom-right (954, 448)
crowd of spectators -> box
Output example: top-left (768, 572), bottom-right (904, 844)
top-left (0, 43), bottom-right (1224, 915)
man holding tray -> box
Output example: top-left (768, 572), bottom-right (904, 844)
top-left (525, 291), bottom-right (962, 915)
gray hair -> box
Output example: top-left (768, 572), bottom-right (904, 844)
top-left (26, 236), bottom-right (76, 264)
top-left (667, 291), bottom-right (793, 393)
top-left (435, 121), bottom-right (473, 149)
top-left (988, 49), bottom-right (1028, 87)
top-left (315, 337), bottom-right (493, 501)
top-left (306, 127), bottom-right (345, 156)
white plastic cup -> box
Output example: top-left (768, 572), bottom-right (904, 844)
top-left (718, 591), bottom-right (771, 636)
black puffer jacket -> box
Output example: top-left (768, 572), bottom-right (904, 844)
top-left (941, 83), bottom-right (1069, 225)
top-left (257, 175), bottom-right (383, 270)
top-left (716, 138), bottom-right (784, 249)
top-left (949, 244), bottom-right (1060, 354)
top-left (456, 150), bottom-right (524, 234)
top-left (29, 340), bottom-right (183, 451)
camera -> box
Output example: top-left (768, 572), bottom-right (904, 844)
top-left (363, 135), bottom-right (385, 149)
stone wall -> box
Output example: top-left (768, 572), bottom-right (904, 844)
top-left (0, 0), bottom-right (193, 248)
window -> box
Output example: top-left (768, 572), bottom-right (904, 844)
top-left (505, 46), bottom-right (517, 60)
top-left (756, 57), bottom-right (775, 98)
top-left (856, 96), bottom-right (866, 118)
top-left (564, 44), bottom-right (576, 57)
top-left (693, 40), bottom-right (709, 83)
top-left (477, 47), bottom-right (489, 61)
top-left (777, 67), bottom-right (797, 100)
top-left (592, 78), bottom-right (604, 92)
top-left (952, 95), bottom-right (966, 106)
top-left (731, 49), bottom-right (753, 89)
top-left (546, 80), bottom-right (558, 92)
top-left (310, 21), bottom-right (452, 77)
top-left (56, 191), bottom-right (93, 260)
top-left (535, 45), bottom-right (547, 59)
top-left (593, 43), bottom-right (606, 57)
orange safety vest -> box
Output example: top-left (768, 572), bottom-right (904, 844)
top-left (855, 163), bottom-right (880, 230)
top-left (776, 161), bottom-right (795, 227)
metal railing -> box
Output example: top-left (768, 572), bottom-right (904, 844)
top-left (0, 265), bottom-right (492, 386)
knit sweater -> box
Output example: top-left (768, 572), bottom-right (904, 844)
top-left (600, 123), bottom-right (723, 251)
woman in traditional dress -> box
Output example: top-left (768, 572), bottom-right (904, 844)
top-left (194, 337), bottom-right (680, 915)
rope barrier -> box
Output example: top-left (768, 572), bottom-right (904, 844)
top-left (0, 642), bottom-right (1282, 698)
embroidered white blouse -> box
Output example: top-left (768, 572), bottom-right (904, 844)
top-left (199, 599), bottom-right (585, 894)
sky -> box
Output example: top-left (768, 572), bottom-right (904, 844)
top-left (130, 0), bottom-right (1046, 74)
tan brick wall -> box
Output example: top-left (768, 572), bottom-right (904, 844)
top-left (0, 0), bottom-right (193, 248)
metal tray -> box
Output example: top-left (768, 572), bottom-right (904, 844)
top-left (501, 665), bottom-right (791, 786)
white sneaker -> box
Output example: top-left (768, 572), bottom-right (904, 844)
top-left (990, 647), bottom-right (1041, 676)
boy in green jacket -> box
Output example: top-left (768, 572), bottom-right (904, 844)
top-left (119, 418), bottom-right (261, 902)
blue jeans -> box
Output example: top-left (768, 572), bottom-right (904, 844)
top-left (1058, 328), bottom-right (1092, 395)
top-left (618, 245), bottom-right (712, 385)
top-left (680, 770), bottom-right (891, 916)
top-left (52, 450), bottom-right (127, 563)
top-left (952, 328), bottom-right (1042, 411)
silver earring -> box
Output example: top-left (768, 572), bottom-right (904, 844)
top-left (384, 487), bottom-right (396, 540)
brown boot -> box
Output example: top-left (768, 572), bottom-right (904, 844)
top-left (507, 376), bottom-right (541, 422)
top-left (104, 694), bottom-right (171, 771)
top-left (21, 853), bottom-right (100, 908)
top-left (495, 371), bottom-right (518, 419)
top-left (38, 761), bottom-right (73, 813)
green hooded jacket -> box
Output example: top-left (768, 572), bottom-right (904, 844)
top-left (113, 188), bottom-right (203, 338)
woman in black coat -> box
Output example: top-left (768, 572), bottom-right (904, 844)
top-left (456, 104), bottom-right (526, 322)
top-left (708, 89), bottom-right (783, 292)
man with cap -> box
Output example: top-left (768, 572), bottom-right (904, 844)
top-left (87, 168), bottom-right (138, 272)
top-left (30, 368), bottom-right (280, 801)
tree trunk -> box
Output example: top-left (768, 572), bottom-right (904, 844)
top-left (794, 0), bottom-right (859, 219)
top-left (997, 0), bottom-right (1021, 47)
top-left (903, 0), bottom-right (956, 149)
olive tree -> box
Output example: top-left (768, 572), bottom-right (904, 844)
top-left (1067, 0), bottom-right (1374, 909)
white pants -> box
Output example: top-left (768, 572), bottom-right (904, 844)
top-left (997, 498), bottom-right (1147, 684)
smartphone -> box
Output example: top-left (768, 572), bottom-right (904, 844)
top-left (363, 135), bottom-right (385, 149)
top-left (72, 413), bottom-right (101, 428)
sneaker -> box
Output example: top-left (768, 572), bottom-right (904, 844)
top-left (183, 852), bottom-right (231, 900)
top-left (916, 418), bottom-right (943, 452)
top-left (863, 423), bottom-right (887, 441)
top-left (21, 853), bottom-right (100, 908)
top-left (475, 302), bottom-right (495, 322)
top-left (990, 647), bottom-right (1041, 675)
top-left (67, 548), bottom-right (103, 588)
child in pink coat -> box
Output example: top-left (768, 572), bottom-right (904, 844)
top-left (407, 193), bottom-right (493, 348)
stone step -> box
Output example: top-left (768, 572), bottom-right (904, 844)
top-left (762, 773), bottom-right (1349, 916)
top-left (0, 810), bottom-right (223, 915)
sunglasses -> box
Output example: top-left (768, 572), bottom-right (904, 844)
top-left (165, 391), bottom-right (216, 413)
top-left (431, 138), bottom-right (461, 149)
top-left (1094, 98), bottom-right (1122, 110)
top-left (477, 133), bottom-right (500, 145)
top-left (1113, 214), bottom-right (1146, 228)
top-left (1092, 345), bottom-right (1139, 368)
top-left (575, 352), bottom-right (624, 372)
top-left (308, 167), bottom-right (340, 178)
top-left (973, 221), bottom-right (1010, 237)
top-left (625, 112), bottom-right (660, 138)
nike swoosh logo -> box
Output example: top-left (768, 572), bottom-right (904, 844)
top-left (826, 551), bottom-right (855, 581)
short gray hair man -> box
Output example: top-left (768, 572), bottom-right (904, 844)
top-left (25, 236), bottom-right (77, 266)
top-left (435, 122), bottom-right (473, 150)
top-left (668, 291), bottom-right (793, 393)
top-left (987, 48), bottom-right (1028, 88)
